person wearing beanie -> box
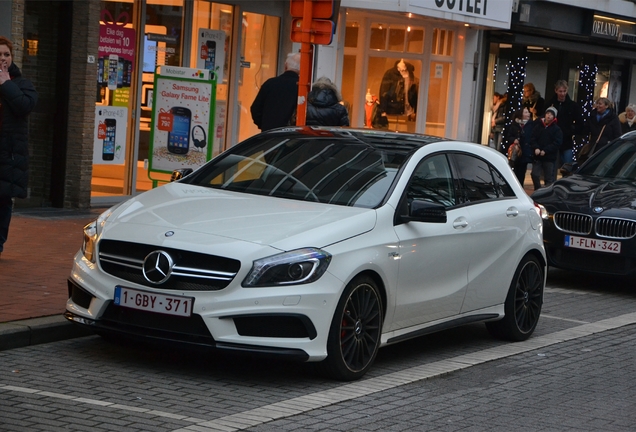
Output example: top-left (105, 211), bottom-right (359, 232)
top-left (530, 106), bottom-right (562, 190)
top-left (619, 104), bottom-right (636, 134)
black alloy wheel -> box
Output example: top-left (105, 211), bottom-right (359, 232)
top-left (321, 275), bottom-right (383, 381)
top-left (486, 254), bottom-right (544, 341)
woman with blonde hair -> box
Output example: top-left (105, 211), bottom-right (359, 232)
top-left (619, 104), bottom-right (636, 134)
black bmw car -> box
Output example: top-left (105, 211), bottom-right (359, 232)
top-left (533, 132), bottom-right (636, 277)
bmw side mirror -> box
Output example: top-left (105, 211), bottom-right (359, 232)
top-left (558, 162), bottom-right (579, 177)
top-left (404, 200), bottom-right (447, 223)
top-left (170, 168), bottom-right (193, 182)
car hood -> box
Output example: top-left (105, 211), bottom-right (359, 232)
top-left (102, 183), bottom-right (377, 250)
top-left (532, 175), bottom-right (636, 213)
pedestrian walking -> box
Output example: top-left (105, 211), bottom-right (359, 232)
top-left (505, 107), bottom-right (535, 185)
top-left (545, 80), bottom-right (583, 175)
top-left (0, 36), bottom-right (38, 259)
top-left (306, 77), bottom-right (349, 127)
top-left (522, 82), bottom-right (545, 121)
top-left (583, 97), bottom-right (621, 158)
top-left (530, 106), bottom-right (562, 190)
top-left (490, 92), bottom-right (507, 152)
top-left (250, 52), bottom-right (300, 131)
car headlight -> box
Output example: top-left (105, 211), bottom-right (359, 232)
top-left (534, 202), bottom-right (550, 220)
top-left (81, 206), bottom-right (118, 262)
top-left (242, 248), bottom-right (332, 287)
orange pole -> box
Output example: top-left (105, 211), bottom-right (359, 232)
top-left (296, 0), bottom-right (314, 126)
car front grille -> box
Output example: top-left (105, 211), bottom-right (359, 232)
top-left (596, 217), bottom-right (636, 239)
top-left (553, 212), bottom-right (592, 235)
top-left (98, 240), bottom-right (241, 291)
top-left (553, 212), bottom-right (636, 240)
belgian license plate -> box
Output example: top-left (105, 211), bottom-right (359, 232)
top-left (564, 235), bottom-right (621, 254)
top-left (114, 286), bottom-right (194, 317)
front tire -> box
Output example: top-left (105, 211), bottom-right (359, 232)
top-left (486, 254), bottom-right (544, 341)
top-left (320, 275), bottom-right (383, 381)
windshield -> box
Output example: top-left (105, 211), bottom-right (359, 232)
top-left (580, 139), bottom-right (636, 181)
top-left (183, 133), bottom-right (410, 208)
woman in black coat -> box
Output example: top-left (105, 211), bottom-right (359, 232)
top-left (0, 36), bottom-right (38, 258)
top-left (505, 108), bottom-right (534, 185)
top-left (586, 97), bottom-right (622, 155)
top-left (306, 77), bottom-right (349, 127)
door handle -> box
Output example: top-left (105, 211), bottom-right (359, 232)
top-left (506, 207), bottom-right (519, 217)
top-left (453, 217), bottom-right (468, 229)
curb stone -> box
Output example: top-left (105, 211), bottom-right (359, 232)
top-left (0, 315), bottom-right (93, 351)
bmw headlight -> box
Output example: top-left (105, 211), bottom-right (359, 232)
top-left (81, 206), bottom-right (118, 262)
top-left (242, 248), bottom-right (332, 287)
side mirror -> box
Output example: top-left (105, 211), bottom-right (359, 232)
top-left (558, 162), bottom-right (579, 177)
top-left (170, 168), bottom-right (193, 182)
top-left (403, 200), bottom-right (447, 223)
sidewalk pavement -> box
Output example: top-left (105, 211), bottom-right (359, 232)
top-left (0, 207), bottom-right (105, 350)
top-left (0, 170), bottom-right (537, 351)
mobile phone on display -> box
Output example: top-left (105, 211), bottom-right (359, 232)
top-left (102, 58), bottom-right (109, 86)
top-left (123, 60), bottom-right (132, 87)
top-left (97, 58), bottom-right (104, 85)
top-left (117, 61), bottom-right (124, 88)
top-left (167, 107), bottom-right (191, 155)
top-left (108, 54), bottom-right (118, 91)
top-left (102, 119), bottom-right (116, 161)
top-left (205, 41), bottom-right (216, 70)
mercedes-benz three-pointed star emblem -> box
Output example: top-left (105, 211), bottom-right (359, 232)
top-left (142, 250), bottom-right (174, 284)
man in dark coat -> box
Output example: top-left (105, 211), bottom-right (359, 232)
top-left (530, 106), bottom-right (562, 190)
top-left (250, 52), bottom-right (300, 131)
top-left (0, 36), bottom-right (38, 258)
top-left (306, 77), bottom-right (349, 127)
top-left (545, 80), bottom-right (583, 172)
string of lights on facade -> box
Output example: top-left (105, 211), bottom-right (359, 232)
top-left (501, 56), bottom-right (528, 152)
top-left (574, 64), bottom-right (598, 160)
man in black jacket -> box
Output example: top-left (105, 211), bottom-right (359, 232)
top-left (0, 36), bottom-right (38, 259)
top-left (250, 52), bottom-right (300, 131)
top-left (546, 80), bottom-right (582, 174)
top-left (530, 106), bottom-right (562, 190)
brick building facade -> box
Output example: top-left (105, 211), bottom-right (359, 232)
top-left (4, 0), bottom-right (99, 209)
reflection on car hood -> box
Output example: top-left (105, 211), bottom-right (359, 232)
top-left (533, 174), bottom-right (636, 212)
top-left (104, 183), bottom-right (377, 249)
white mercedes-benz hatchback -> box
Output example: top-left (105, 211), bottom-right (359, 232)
top-left (66, 127), bottom-right (546, 380)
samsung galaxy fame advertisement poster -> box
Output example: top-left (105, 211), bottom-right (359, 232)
top-left (148, 66), bottom-right (215, 174)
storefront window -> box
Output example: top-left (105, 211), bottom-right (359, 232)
top-left (236, 12), bottom-right (281, 143)
top-left (426, 62), bottom-right (451, 136)
top-left (190, 1), bottom-right (234, 158)
top-left (94, 0), bottom-right (137, 198)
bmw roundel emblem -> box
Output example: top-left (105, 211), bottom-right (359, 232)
top-left (593, 207), bottom-right (604, 214)
top-left (142, 250), bottom-right (174, 284)
top-left (165, 231), bottom-right (175, 237)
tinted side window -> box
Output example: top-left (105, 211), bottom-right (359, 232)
top-left (492, 167), bottom-right (515, 197)
top-left (406, 154), bottom-right (456, 208)
top-left (452, 153), bottom-right (513, 203)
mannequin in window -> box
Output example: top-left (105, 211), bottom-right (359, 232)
top-left (379, 59), bottom-right (418, 120)
top-left (364, 89), bottom-right (388, 129)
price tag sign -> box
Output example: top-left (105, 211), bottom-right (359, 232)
top-left (157, 109), bottom-right (174, 132)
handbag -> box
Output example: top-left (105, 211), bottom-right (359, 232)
top-left (507, 141), bottom-right (521, 166)
top-left (578, 125), bottom-right (605, 163)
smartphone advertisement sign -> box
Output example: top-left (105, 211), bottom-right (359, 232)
top-left (93, 107), bottom-right (127, 164)
top-left (197, 29), bottom-right (226, 83)
top-left (148, 66), bottom-right (216, 176)
top-left (98, 10), bottom-right (136, 106)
